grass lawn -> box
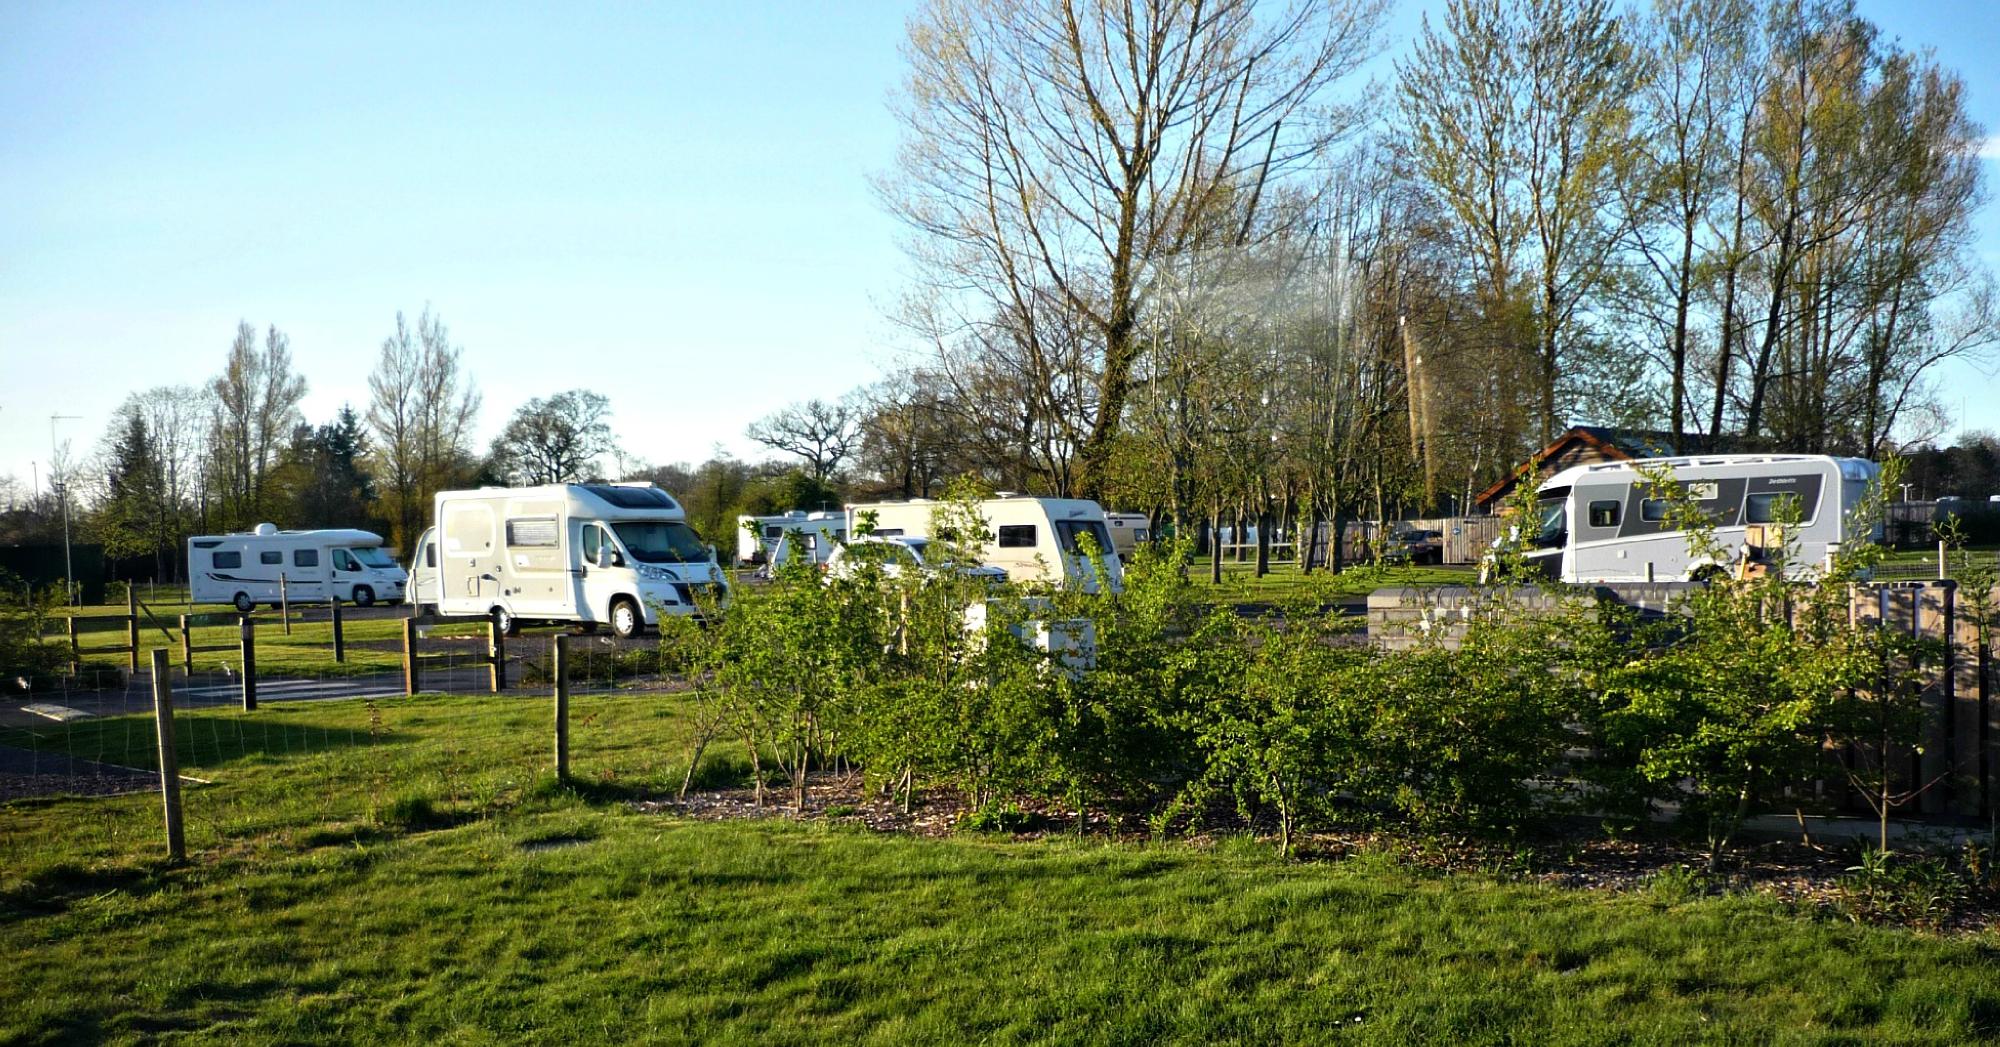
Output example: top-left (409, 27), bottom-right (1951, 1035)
top-left (48, 597), bottom-right (492, 679)
top-left (5, 693), bottom-right (1999, 1043)
top-left (1194, 558), bottom-right (1475, 605)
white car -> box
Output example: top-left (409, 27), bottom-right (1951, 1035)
top-left (824, 536), bottom-right (1009, 585)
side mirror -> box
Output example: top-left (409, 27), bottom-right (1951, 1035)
top-left (596, 546), bottom-right (612, 569)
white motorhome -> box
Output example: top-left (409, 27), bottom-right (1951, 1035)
top-left (432, 482), bottom-right (726, 636)
top-left (1104, 512), bottom-right (1152, 556)
top-left (846, 496), bottom-right (1126, 593)
top-left (734, 511), bottom-right (847, 567)
top-left (1518, 454), bottom-right (1881, 583)
top-left (406, 527), bottom-right (440, 614)
top-left (189, 524), bottom-right (408, 612)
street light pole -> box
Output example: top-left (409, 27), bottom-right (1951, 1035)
top-left (51, 414), bottom-right (80, 605)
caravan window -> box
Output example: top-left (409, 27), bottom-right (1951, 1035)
top-left (1587, 501), bottom-right (1621, 528)
top-left (213, 551), bottom-right (241, 569)
top-left (260, 551), bottom-right (282, 565)
top-left (1745, 492), bottom-right (1811, 525)
top-left (293, 549), bottom-right (318, 568)
top-left (1055, 521), bottom-right (1113, 556)
top-left (424, 543), bottom-right (436, 568)
top-left (1640, 499), bottom-right (1670, 524)
top-left (764, 526), bottom-right (783, 539)
top-left (997, 525), bottom-right (1037, 548)
top-left (506, 517), bottom-right (560, 548)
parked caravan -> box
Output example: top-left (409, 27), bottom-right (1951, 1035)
top-left (1518, 455), bottom-right (1881, 583)
top-left (406, 527), bottom-right (440, 614)
top-left (433, 482), bottom-right (726, 637)
top-left (846, 496), bottom-right (1125, 593)
top-left (735, 511), bottom-right (847, 567)
top-left (1104, 512), bottom-right (1152, 556)
top-left (189, 524), bottom-right (408, 613)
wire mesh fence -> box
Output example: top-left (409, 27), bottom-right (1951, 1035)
top-left (1, 591), bottom-right (731, 868)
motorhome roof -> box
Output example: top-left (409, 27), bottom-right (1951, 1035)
top-left (439, 483), bottom-right (686, 520)
top-left (1537, 453), bottom-right (1869, 492)
top-left (203, 527), bottom-right (384, 545)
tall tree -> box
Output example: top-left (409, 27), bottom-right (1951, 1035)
top-left (746, 397), bottom-right (862, 485)
top-left (367, 308), bottom-right (481, 548)
top-left (208, 322), bottom-right (307, 526)
top-left (884, 0), bottom-right (1385, 499)
top-left (491, 390), bottom-right (616, 484)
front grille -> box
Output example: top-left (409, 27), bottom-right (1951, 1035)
top-left (671, 582), bottom-right (727, 606)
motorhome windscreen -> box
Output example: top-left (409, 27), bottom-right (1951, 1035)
top-left (1055, 521), bottom-right (1113, 555)
top-left (353, 547), bottom-right (398, 567)
top-left (612, 521), bottom-right (708, 563)
top-left (582, 485), bottom-right (677, 510)
top-left (1533, 498), bottom-right (1566, 547)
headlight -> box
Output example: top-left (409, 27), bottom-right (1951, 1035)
top-left (636, 565), bottom-right (674, 581)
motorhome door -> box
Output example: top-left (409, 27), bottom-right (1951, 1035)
top-left (442, 499), bottom-right (499, 605)
top-left (285, 546), bottom-right (329, 601)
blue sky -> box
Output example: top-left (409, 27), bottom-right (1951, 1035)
top-left (1, 0), bottom-right (1995, 498)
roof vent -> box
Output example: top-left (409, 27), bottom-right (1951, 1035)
top-left (253, 522), bottom-right (280, 537)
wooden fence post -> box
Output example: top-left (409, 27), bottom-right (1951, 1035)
top-left (239, 616), bottom-right (257, 711)
top-left (402, 617), bottom-right (420, 695)
top-left (150, 649), bottom-right (186, 863)
top-left (279, 574), bottom-right (290, 635)
top-left (179, 614), bottom-right (192, 675)
top-left (488, 617), bottom-right (506, 693)
top-left (126, 588), bottom-right (140, 674)
top-left (553, 634), bottom-right (569, 780)
top-left (330, 598), bottom-right (345, 663)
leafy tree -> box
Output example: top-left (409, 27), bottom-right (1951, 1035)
top-left (490, 390), bottom-right (615, 485)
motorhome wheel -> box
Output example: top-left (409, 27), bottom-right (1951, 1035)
top-left (233, 592), bottom-right (254, 614)
top-left (610, 598), bottom-right (641, 639)
top-left (352, 586), bottom-right (375, 608)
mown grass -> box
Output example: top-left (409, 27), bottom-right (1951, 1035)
top-left (5, 692), bottom-right (2000, 1043)
top-left (1194, 558), bottom-right (1474, 605)
top-left (47, 599), bottom-right (490, 678)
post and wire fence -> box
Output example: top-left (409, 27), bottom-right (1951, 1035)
top-left (4, 591), bottom-right (719, 865)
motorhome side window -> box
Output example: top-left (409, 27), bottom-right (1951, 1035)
top-left (213, 550), bottom-right (241, 569)
top-left (581, 526), bottom-right (600, 564)
top-left (1587, 501), bottom-right (1620, 528)
top-left (1640, 499), bottom-right (1670, 523)
top-left (293, 549), bottom-right (318, 568)
top-left (997, 525), bottom-right (1036, 548)
top-left (1745, 493), bottom-right (1808, 525)
top-left (506, 518), bottom-right (559, 548)
top-left (333, 549), bottom-right (361, 571)
top-left (260, 551), bottom-right (282, 565)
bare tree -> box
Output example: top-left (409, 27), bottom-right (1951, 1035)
top-left (367, 307), bottom-right (481, 547)
top-left (492, 390), bottom-right (615, 485)
top-left (746, 398), bottom-right (860, 484)
top-left (208, 321), bottom-right (306, 526)
top-left (883, 0), bottom-right (1385, 499)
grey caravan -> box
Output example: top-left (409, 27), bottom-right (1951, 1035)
top-left (1521, 454), bottom-right (1880, 583)
top-left (433, 483), bottom-right (727, 637)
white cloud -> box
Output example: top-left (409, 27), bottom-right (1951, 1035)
top-left (1982, 136), bottom-right (2000, 161)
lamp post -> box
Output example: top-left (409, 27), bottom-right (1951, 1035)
top-left (51, 414), bottom-right (80, 605)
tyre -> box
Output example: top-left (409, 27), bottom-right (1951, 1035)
top-left (352, 585), bottom-right (375, 608)
top-left (233, 592), bottom-right (254, 614)
top-left (609, 598), bottom-right (642, 639)
top-left (493, 607), bottom-right (520, 636)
